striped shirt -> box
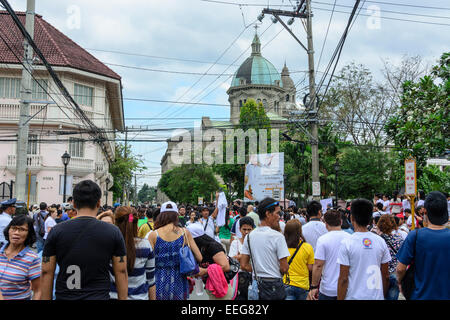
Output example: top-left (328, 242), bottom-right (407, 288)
top-left (0, 244), bottom-right (41, 300)
top-left (109, 238), bottom-right (155, 300)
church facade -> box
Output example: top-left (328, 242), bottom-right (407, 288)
top-left (157, 32), bottom-right (300, 203)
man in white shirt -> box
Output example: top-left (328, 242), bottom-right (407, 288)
top-left (382, 194), bottom-right (391, 214)
top-left (240, 197), bottom-right (290, 300)
top-left (200, 206), bottom-right (218, 240)
top-left (308, 209), bottom-right (351, 300)
top-left (302, 200), bottom-right (328, 251)
top-left (337, 198), bottom-right (391, 300)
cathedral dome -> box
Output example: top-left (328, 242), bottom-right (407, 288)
top-left (230, 34), bottom-right (281, 87)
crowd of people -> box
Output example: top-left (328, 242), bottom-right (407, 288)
top-left (0, 180), bottom-right (448, 301)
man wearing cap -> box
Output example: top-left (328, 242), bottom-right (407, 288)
top-left (0, 198), bottom-right (16, 248)
top-left (200, 204), bottom-right (218, 241)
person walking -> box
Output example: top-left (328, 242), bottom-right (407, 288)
top-left (283, 219), bottom-right (314, 300)
top-left (397, 191), bottom-right (450, 300)
top-left (110, 206), bottom-right (156, 300)
top-left (33, 202), bottom-right (48, 253)
top-left (302, 201), bottom-right (328, 251)
top-left (43, 208), bottom-right (58, 245)
top-left (377, 215), bottom-right (404, 300)
top-left (337, 199), bottom-right (391, 300)
top-left (0, 215), bottom-right (41, 300)
top-left (308, 209), bottom-right (352, 300)
top-left (40, 180), bottom-right (128, 300)
top-left (240, 198), bottom-right (290, 300)
top-left (149, 201), bottom-right (203, 300)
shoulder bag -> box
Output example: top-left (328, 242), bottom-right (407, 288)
top-left (179, 229), bottom-right (200, 276)
top-left (400, 229), bottom-right (418, 300)
top-left (284, 240), bottom-right (304, 285)
top-left (247, 233), bottom-right (286, 300)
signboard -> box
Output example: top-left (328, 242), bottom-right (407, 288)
top-left (244, 153), bottom-right (284, 201)
top-left (312, 181), bottom-right (321, 196)
top-left (198, 197), bottom-right (203, 205)
top-left (404, 158), bottom-right (417, 196)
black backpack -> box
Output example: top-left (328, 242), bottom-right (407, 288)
top-left (34, 211), bottom-right (46, 238)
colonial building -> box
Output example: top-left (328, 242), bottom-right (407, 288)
top-left (157, 32), bottom-right (300, 203)
top-left (0, 11), bottom-right (124, 205)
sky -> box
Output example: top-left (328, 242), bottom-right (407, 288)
top-left (5, 0), bottom-right (450, 190)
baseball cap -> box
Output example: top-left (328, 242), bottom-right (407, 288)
top-left (396, 213), bottom-right (404, 219)
top-left (161, 201), bottom-right (178, 213)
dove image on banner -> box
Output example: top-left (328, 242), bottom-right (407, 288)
top-left (244, 153), bottom-right (284, 202)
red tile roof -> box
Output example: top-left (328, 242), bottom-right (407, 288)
top-left (0, 11), bottom-right (121, 80)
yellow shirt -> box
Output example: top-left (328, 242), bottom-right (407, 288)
top-left (138, 221), bottom-right (153, 239)
top-left (283, 241), bottom-right (314, 290)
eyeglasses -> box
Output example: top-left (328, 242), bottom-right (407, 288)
top-left (10, 226), bottom-right (28, 233)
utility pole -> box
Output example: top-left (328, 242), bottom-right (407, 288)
top-left (306, 0), bottom-right (320, 200)
top-left (262, 0), bottom-right (320, 199)
top-left (15, 0), bottom-right (35, 201)
top-left (123, 126), bottom-right (128, 205)
top-left (134, 173), bottom-right (137, 206)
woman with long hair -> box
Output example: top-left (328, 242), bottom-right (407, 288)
top-left (148, 202), bottom-right (204, 300)
top-left (110, 206), bottom-right (156, 300)
top-left (283, 219), bottom-right (314, 300)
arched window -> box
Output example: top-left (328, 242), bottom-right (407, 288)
top-left (239, 100), bottom-right (242, 107)
top-left (286, 94), bottom-right (290, 102)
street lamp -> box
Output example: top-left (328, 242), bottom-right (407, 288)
top-left (334, 160), bottom-right (340, 207)
top-left (105, 177), bottom-right (110, 207)
top-left (61, 151), bottom-right (71, 203)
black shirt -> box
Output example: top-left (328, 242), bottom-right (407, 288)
top-left (43, 216), bottom-right (126, 300)
top-left (194, 234), bottom-right (225, 265)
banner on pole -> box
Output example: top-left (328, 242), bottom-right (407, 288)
top-left (244, 153), bottom-right (284, 201)
top-left (404, 158), bottom-right (417, 196)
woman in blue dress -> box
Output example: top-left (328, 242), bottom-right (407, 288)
top-left (149, 202), bottom-right (204, 300)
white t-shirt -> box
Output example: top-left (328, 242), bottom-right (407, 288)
top-left (200, 217), bottom-right (216, 239)
top-left (228, 239), bottom-right (243, 259)
top-left (315, 230), bottom-right (352, 297)
top-left (392, 229), bottom-right (407, 241)
top-left (302, 220), bottom-right (328, 252)
top-left (279, 220), bottom-right (285, 234)
top-left (402, 199), bottom-right (411, 210)
top-left (417, 199), bottom-right (425, 207)
top-left (44, 216), bottom-right (57, 240)
top-left (337, 232), bottom-right (391, 300)
top-left (382, 200), bottom-right (390, 213)
top-left (241, 226), bottom-right (290, 279)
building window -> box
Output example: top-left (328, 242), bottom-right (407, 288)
top-left (28, 134), bottom-right (38, 155)
top-left (263, 99), bottom-right (267, 107)
top-left (32, 79), bottom-right (48, 100)
top-left (69, 138), bottom-right (84, 158)
top-left (74, 83), bottom-right (93, 106)
top-left (0, 77), bottom-right (21, 99)
top-left (286, 94), bottom-right (290, 102)
top-left (239, 100), bottom-right (242, 107)
top-left (0, 77), bottom-right (48, 100)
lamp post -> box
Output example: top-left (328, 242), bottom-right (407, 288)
top-left (334, 160), bottom-right (340, 208)
top-left (105, 177), bottom-right (110, 207)
top-left (61, 151), bottom-right (71, 203)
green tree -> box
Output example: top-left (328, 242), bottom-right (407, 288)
top-left (158, 164), bottom-right (220, 204)
top-left (138, 183), bottom-right (157, 203)
top-left (385, 52), bottom-right (449, 173)
top-left (418, 165), bottom-right (450, 194)
top-left (109, 143), bottom-right (146, 202)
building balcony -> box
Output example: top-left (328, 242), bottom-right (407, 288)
top-left (95, 161), bottom-right (107, 178)
top-left (67, 157), bottom-right (94, 175)
top-left (0, 103), bottom-right (47, 121)
top-left (7, 154), bottom-right (43, 173)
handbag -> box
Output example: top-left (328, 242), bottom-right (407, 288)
top-left (247, 233), bottom-right (286, 300)
top-left (401, 229), bottom-right (418, 300)
top-left (224, 256), bottom-right (240, 282)
top-left (179, 229), bottom-right (200, 276)
top-left (284, 240), bottom-right (304, 285)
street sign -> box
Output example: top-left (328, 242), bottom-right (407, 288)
top-left (198, 197), bottom-right (203, 205)
top-left (404, 158), bottom-right (417, 196)
top-left (312, 181), bottom-right (321, 196)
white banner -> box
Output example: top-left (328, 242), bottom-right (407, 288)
top-left (244, 152), bottom-right (284, 202)
top-left (404, 159), bottom-right (417, 196)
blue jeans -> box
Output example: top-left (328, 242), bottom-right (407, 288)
top-left (386, 273), bottom-right (399, 300)
top-left (36, 237), bottom-right (44, 253)
top-left (319, 292), bottom-right (337, 300)
top-left (285, 285), bottom-right (308, 300)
